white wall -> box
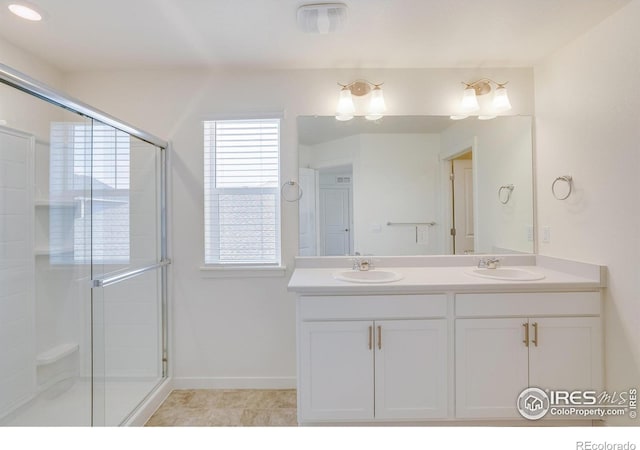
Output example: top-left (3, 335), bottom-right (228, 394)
top-left (305, 133), bottom-right (443, 256)
top-left (0, 39), bottom-right (64, 136)
top-left (63, 67), bottom-right (534, 387)
top-left (355, 133), bottom-right (443, 255)
top-left (441, 116), bottom-right (534, 254)
top-left (306, 134), bottom-right (360, 170)
top-left (534, 0), bottom-right (640, 425)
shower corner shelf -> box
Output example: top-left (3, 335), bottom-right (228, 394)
top-left (34, 199), bottom-right (77, 207)
top-left (34, 247), bottom-right (73, 256)
top-left (36, 343), bottom-right (79, 366)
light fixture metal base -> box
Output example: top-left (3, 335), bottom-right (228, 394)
top-left (467, 80), bottom-right (491, 96)
top-left (349, 80), bottom-right (371, 96)
top-left (464, 78), bottom-right (508, 96)
top-left (339, 79), bottom-right (382, 97)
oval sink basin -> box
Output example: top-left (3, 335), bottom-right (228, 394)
top-left (334, 270), bottom-right (404, 284)
top-left (469, 268), bottom-right (545, 281)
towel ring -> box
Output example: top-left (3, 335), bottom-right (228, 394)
top-left (281, 180), bottom-right (303, 202)
top-left (552, 175), bottom-right (572, 200)
top-left (498, 184), bottom-right (514, 204)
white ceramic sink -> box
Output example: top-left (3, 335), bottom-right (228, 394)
top-left (334, 270), bottom-right (404, 284)
top-left (469, 267), bottom-right (545, 281)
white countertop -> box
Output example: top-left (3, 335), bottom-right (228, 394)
top-left (287, 256), bottom-right (606, 295)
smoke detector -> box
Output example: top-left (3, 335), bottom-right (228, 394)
top-left (297, 3), bottom-right (348, 34)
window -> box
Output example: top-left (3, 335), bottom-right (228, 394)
top-left (204, 119), bottom-right (281, 265)
top-left (50, 122), bottom-right (130, 264)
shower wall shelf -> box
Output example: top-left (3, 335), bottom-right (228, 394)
top-left (34, 199), bottom-right (77, 207)
top-left (36, 343), bottom-right (79, 366)
top-left (34, 247), bottom-right (73, 256)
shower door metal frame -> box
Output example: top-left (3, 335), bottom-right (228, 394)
top-left (0, 62), bottom-right (171, 425)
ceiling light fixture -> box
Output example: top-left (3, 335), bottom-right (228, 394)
top-left (8, 3), bottom-right (43, 21)
top-left (335, 80), bottom-right (386, 121)
top-left (450, 79), bottom-right (512, 120)
top-left (297, 3), bottom-right (348, 34)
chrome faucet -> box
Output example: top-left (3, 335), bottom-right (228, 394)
top-left (477, 257), bottom-right (501, 269)
top-left (352, 256), bottom-right (373, 271)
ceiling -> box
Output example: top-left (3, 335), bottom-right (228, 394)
top-left (297, 115), bottom-right (453, 145)
top-left (0, 0), bottom-right (630, 72)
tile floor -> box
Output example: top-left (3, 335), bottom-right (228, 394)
top-left (145, 389), bottom-right (298, 426)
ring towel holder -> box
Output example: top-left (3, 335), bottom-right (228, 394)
top-left (552, 175), bottom-right (573, 200)
top-left (281, 180), bottom-right (303, 202)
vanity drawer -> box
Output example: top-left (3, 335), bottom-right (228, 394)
top-left (298, 294), bottom-right (447, 320)
top-left (455, 291), bottom-right (601, 317)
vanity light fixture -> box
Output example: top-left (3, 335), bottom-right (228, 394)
top-left (8, 2), bottom-right (43, 21)
top-left (451, 79), bottom-right (512, 120)
top-left (335, 80), bottom-right (386, 121)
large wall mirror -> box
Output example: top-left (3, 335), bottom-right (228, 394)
top-left (297, 115), bottom-right (534, 256)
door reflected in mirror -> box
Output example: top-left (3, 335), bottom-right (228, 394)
top-left (297, 115), bottom-right (534, 256)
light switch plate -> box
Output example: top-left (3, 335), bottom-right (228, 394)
top-left (542, 226), bottom-right (551, 244)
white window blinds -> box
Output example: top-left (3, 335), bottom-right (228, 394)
top-left (50, 122), bottom-right (130, 264)
top-left (204, 119), bottom-right (281, 265)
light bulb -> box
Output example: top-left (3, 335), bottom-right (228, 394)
top-left (492, 85), bottom-right (512, 112)
top-left (8, 3), bottom-right (42, 21)
top-left (460, 87), bottom-right (480, 113)
top-left (365, 86), bottom-right (386, 121)
top-left (335, 87), bottom-right (355, 121)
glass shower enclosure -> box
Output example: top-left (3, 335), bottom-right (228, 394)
top-left (0, 63), bottom-right (169, 426)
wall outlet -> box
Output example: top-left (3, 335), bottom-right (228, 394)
top-left (526, 226), bottom-right (534, 242)
top-left (542, 226), bottom-right (551, 244)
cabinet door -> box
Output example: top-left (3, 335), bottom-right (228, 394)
top-left (374, 319), bottom-right (448, 419)
top-left (299, 321), bottom-right (374, 421)
top-left (529, 317), bottom-right (603, 391)
top-left (455, 318), bottom-right (529, 418)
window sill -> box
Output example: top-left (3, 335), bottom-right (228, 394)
top-left (199, 265), bottom-right (287, 278)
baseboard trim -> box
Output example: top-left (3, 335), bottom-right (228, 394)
top-left (172, 377), bottom-right (296, 390)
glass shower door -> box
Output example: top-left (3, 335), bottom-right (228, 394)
top-left (90, 122), bottom-right (166, 426)
top-left (1, 63), bottom-right (168, 427)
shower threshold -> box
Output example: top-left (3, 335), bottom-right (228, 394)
top-left (1, 377), bottom-right (162, 426)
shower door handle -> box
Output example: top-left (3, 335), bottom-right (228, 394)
top-left (92, 259), bottom-right (171, 288)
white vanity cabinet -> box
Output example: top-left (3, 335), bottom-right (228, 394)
top-left (299, 320), bottom-right (374, 420)
top-left (297, 295), bottom-right (449, 423)
top-left (290, 258), bottom-right (606, 425)
top-left (454, 292), bottom-right (603, 419)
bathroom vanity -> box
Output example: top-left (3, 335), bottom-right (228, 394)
top-left (288, 255), bottom-right (605, 425)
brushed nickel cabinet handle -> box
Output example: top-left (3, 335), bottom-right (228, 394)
top-left (377, 325), bottom-right (382, 350)
top-left (523, 323), bottom-right (529, 347)
top-left (368, 326), bottom-right (372, 350)
top-left (532, 322), bottom-right (539, 347)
